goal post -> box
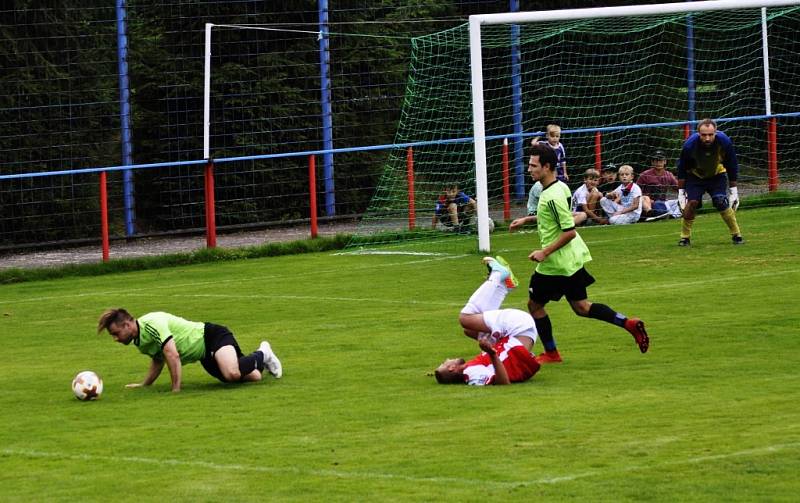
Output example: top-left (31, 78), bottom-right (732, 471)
top-left (469, 0), bottom-right (800, 251)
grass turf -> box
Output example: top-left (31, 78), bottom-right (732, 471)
top-left (1, 206), bottom-right (799, 501)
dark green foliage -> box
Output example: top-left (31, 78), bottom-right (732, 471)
top-left (1, 1), bottom-right (798, 249)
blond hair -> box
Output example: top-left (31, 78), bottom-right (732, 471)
top-left (617, 164), bottom-right (634, 176)
top-left (546, 124), bottom-right (561, 134)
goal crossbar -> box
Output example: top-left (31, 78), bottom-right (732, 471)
top-left (471, 0), bottom-right (800, 25)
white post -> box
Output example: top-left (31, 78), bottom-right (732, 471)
top-left (203, 23), bottom-right (214, 160)
top-left (761, 8), bottom-right (772, 116)
top-left (469, 17), bottom-right (491, 252)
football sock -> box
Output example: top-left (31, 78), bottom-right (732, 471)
top-left (720, 207), bottom-right (741, 235)
top-left (238, 353), bottom-right (261, 376)
top-left (254, 350), bottom-right (266, 371)
top-left (461, 277), bottom-right (507, 315)
top-left (534, 315), bottom-right (557, 352)
top-left (588, 303), bottom-right (627, 327)
top-left (681, 217), bottom-right (694, 239)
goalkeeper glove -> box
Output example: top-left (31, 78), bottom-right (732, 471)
top-left (678, 189), bottom-right (687, 212)
top-left (729, 186), bottom-right (739, 211)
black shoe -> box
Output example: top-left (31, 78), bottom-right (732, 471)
top-left (732, 235), bottom-right (745, 245)
top-left (678, 238), bottom-right (691, 247)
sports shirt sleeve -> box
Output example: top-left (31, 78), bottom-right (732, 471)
top-left (136, 313), bottom-right (174, 360)
top-left (718, 132), bottom-right (739, 182)
top-left (676, 135), bottom-right (697, 179)
top-left (456, 192), bottom-right (471, 205)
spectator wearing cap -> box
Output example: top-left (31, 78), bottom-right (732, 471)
top-left (638, 149), bottom-right (680, 220)
top-left (597, 163), bottom-right (619, 195)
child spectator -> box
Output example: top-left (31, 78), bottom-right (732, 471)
top-left (597, 163), bottom-right (618, 194)
top-left (432, 183), bottom-right (477, 230)
top-left (532, 124), bottom-right (568, 183)
top-left (571, 168), bottom-right (607, 225)
top-left (599, 164), bottom-right (642, 225)
top-left (509, 181), bottom-right (543, 231)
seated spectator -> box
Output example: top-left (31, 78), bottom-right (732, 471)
top-left (510, 178), bottom-right (587, 232)
top-left (571, 168), bottom-right (606, 225)
top-left (599, 164), bottom-right (642, 225)
top-left (597, 163), bottom-right (619, 195)
top-left (637, 149), bottom-right (681, 220)
top-left (432, 183), bottom-right (477, 231)
top-left (509, 181), bottom-right (543, 231)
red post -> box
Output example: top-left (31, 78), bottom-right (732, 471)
top-left (594, 131), bottom-right (602, 172)
top-left (99, 171), bottom-right (109, 262)
top-left (502, 138), bottom-right (510, 222)
top-left (684, 123), bottom-right (691, 140)
top-left (768, 117), bottom-right (778, 192)
top-left (309, 154), bottom-right (318, 238)
top-left (407, 147), bottom-right (415, 230)
top-left (204, 159), bottom-right (217, 248)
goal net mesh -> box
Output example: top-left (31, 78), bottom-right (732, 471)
top-left (347, 5), bottom-right (800, 251)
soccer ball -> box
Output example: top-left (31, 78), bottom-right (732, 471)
top-left (72, 371), bottom-right (103, 401)
top-left (487, 218), bottom-right (495, 233)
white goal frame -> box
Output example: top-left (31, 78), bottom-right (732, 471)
top-left (469, 0), bottom-right (800, 252)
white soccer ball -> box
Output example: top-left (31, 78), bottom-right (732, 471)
top-left (487, 218), bottom-right (495, 233)
top-left (72, 370), bottom-right (103, 401)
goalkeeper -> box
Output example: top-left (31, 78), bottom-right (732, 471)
top-left (676, 118), bottom-right (744, 246)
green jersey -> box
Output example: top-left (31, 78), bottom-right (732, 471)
top-left (135, 312), bottom-right (206, 365)
top-left (535, 180), bottom-right (592, 276)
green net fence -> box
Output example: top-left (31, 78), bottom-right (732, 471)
top-left (348, 5), bottom-right (800, 252)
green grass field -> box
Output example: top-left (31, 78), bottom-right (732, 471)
top-left (1, 206), bottom-right (799, 501)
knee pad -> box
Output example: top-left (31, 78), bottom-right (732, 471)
top-left (712, 195), bottom-right (729, 211)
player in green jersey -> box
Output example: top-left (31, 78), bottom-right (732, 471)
top-left (98, 309), bottom-right (282, 392)
top-left (526, 143), bottom-right (650, 363)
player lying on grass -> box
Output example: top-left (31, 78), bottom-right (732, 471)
top-left (435, 257), bottom-right (541, 386)
top-left (98, 309), bottom-right (282, 392)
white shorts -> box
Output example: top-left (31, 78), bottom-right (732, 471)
top-left (600, 198), bottom-right (641, 225)
top-left (482, 309), bottom-right (537, 342)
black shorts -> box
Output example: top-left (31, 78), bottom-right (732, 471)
top-left (528, 267), bottom-right (596, 304)
top-left (685, 173), bottom-right (729, 208)
top-left (199, 322), bottom-right (243, 382)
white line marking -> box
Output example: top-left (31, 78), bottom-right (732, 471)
top-left (333, 250), bottom-right (454, 256)
top-left (3, 442), bottom-right (798, 488)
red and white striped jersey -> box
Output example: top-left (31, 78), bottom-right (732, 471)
top-left (463, 335), bottom-right (540, 386)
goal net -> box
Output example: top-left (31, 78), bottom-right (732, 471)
top-left (347, 1), bottom-right (800, 252)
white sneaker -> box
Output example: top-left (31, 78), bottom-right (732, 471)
top-left (258, 341), bottom-right (283, 378)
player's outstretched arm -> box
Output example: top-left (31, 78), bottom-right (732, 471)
top-left (509, 215), bottom-right (536, 232)
top-left (162, 338), bottom-right (183, 392)
top-left (127, 358), bottom-right (164, 388)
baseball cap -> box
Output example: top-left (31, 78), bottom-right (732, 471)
top-left (652, 149), bottom-right (666, 160)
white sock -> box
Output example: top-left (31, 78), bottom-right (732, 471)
top-left (461, 275), bottom-right (508, 315)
